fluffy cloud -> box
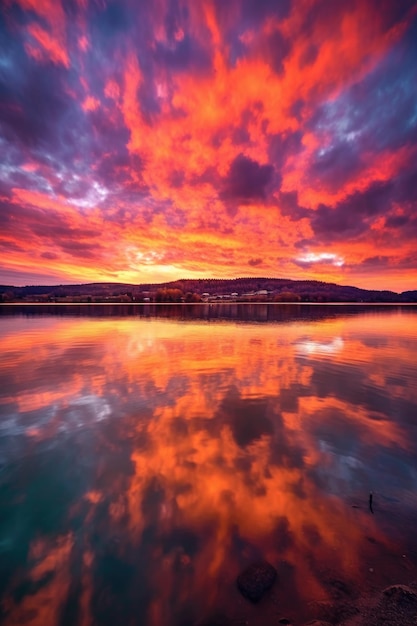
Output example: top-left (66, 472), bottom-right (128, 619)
top-left (0, 0), bottom-right (416, 289)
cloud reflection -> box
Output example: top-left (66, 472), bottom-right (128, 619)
top-left (296, 336), bottom-right (344, 355)
top-left (1, 309), bottom-right (417, 625)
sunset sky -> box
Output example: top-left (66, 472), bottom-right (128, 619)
top-left (1, 0), bottom-right (416, 290)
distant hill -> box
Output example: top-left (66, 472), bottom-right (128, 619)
top-left (0, 278), bottom-right (416, 303)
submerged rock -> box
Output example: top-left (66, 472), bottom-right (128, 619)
top-left (236, 561), bottom-right (277, 603)
top-left (382, 584), bottom-right (417, 606)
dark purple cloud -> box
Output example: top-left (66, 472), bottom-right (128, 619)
top-left (310, 181), bottom-right (393, 241)
top-left (265, 28), bottom-right (291, 76)
top-left (58, 239), bottom-right (103, 259)
top-left (278, 191), bottom-right (308, 222)
top-left (356, 256), bottom-right (394, 270)
top-left (0, 239), bottom-right (24, 253)
top-left (153, 35), bottom-right (212, 74)
top-left (221, 154), bottom-right (274, 203)
top-left (385, 215), bottom-right (410, 229)
top-left (268, 130), bottom-right (303, 172)
top-left (41, 251), bottom-right (59, 260)
top-left (307, 141), bottom-right (362, 191)
top-left (291, 153), bottom-right (417, 246)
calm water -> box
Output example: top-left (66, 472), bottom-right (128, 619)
top-left (1, 304), bottom-right (417, 625)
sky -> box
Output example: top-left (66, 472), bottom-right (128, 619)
top-left (0, 0), bottom-right (416, 290)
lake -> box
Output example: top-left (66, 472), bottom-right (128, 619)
top-left (1, 304), bottom-right (417, 625)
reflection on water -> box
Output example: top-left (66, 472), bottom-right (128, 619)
top-left (1, 305), bottom-right (417, 625)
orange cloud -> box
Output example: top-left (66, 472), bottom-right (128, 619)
top-left (17, 0), bottom-right (69, 67)
top-left (26, 23), bottom-right (69, 67)
top-left (82, 95), bottom-right (100, 112)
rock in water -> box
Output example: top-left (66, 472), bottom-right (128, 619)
top-left (236, 561), bottom-right (277, 603)
top-left (382, 584), bottom-right (417, 606)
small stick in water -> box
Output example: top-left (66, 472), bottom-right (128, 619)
top-left (369, 491), bottom-right (374, 514)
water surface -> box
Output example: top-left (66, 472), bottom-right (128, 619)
top-left (1, 304), bottom-right (417, 625)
